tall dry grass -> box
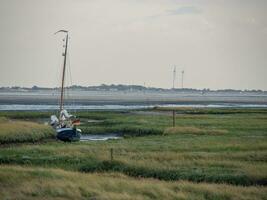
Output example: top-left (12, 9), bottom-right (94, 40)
top-left (0, 120), bottom-right (55, 144)
top-left (0, 165), bottom-right (266, 200)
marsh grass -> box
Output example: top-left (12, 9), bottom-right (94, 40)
top-left (0, 120), bottom-right (55, 144)
top-left (0, 111), bottom-right (53, 119)
top-left (164, 126), bottom-right (228, 135)
top-left (79, 160), bottom-right (266, 186)
top-left (75, 109), bottom-right (267, 137)
top-left (0, 134), bottom-right (266, 186)
top-left (155, 107), bottom-right (267, 115)
top-left (0, 165), bottom-right (266, 200)
top-left (0, 109), bottom-right (267, 193)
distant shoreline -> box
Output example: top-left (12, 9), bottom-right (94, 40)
top-left (1, 84), bottom-right (266, 94)
top-left (0, 91), bottom-right (267, 108)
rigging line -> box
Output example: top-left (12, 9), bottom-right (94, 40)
top-left (66, 52), bottom-right (72, 104)
top-left (63, 56), bottom-right (70, 111)
top-left (58, 45), bottom-right (65, 116)
top-left (64, 38), bottom-right (72, 111)
top-left (67, 45), bottom-right (73, 87)
top-left (67, 42), bottom-right (77, 115)
top-left (55, 39), bottom-right (64, 114)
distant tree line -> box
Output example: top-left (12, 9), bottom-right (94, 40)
top-left (0, 84), bottom-right (266, 94)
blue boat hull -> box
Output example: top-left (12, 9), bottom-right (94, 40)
top-left (56, 128), bottom-right (81, 142)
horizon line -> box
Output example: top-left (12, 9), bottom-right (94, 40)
top-left (1, 84), bottom-right (266, 92)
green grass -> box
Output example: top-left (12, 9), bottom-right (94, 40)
top-left (163, 126), bottom-right (228, 135)
top-left (155, 107), bottom-right (267, 114)
top-left (0, 119), bottom-right (55, 144)
top-left (0, 133), bottom-right (266, 186)
top-left (74, 108), bottom-right (267, 137)
top-left (0, 111), bottom-right (53, 119)
top-left (0, 108), bottom-right (267, 199)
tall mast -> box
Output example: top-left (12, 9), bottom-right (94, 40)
top-left (55, 30), bottom-right (69, 113)
top-left (60, 33), bottom-right (68, 112)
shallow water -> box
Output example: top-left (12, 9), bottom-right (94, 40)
top-left (0, 103), bottom-right (267, 111)
top-left (80, 134), bottom-right (122, 141)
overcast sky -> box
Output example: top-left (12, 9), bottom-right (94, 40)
top-left (0, 0), bottom-right (266, 90)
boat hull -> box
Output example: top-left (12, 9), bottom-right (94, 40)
top-left (56, 127), bottom-right (81, 142)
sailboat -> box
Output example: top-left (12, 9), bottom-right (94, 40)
top-left (50, 30), bottom-right (82, 142)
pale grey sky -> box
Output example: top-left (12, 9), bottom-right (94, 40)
top-left (0, 0), bottom-right (266, 90)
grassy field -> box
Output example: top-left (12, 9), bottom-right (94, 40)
top-left (1, 165), bottom-right (266, 200)
top-left (0, 117), bottom-right (55, 144)
top-left (0, 108), bottom-right (267, 199)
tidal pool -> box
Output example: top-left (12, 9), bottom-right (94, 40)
top-left (80, 133), bottom-right (122, 141)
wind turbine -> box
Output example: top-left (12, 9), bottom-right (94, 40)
top-left (181, 70), bottom-right (184, 89)
top-left (172, 66), bottom-right (176, 89)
